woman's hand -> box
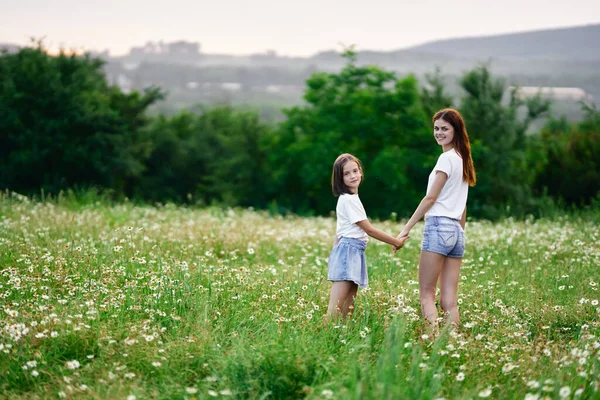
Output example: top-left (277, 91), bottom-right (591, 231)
top-left (397, 226), bottom-right (411, 240)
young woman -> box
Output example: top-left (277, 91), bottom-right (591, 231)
top-left (396, 109), bottom-right (476, 328)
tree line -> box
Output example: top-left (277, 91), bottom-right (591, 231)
top-left (1, 44), bottom-right (598, 219)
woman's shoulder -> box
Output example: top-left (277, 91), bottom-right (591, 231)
top-left (439, 148), bottom-right (462, 162)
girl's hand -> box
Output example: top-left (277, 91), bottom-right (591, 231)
top-left (392, 235), bottom-right (410, 253)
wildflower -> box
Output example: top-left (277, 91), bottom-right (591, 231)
top-left (502, 363), bottom-right (517, 373)
top-left (65, 360), bottom-right (80, 370)
top-left (478, 388), bottom-right (492, 398)
top-left (526, 380), bottom-right (540, 389)
top-left (185, 387), bottom-right (198, 394)
top-left (559, 387), bottom-right (571, 398)
top-left (456, 372), bottom-right (465, 381)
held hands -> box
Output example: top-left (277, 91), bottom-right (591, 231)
top-left (392, 234), bottom-right (410, 253)
top-left (392, 227), bottom-right (411, 254)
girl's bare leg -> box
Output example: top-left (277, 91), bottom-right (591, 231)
top-left (341, 283), bottom-right (358, 317)
top-left (326, 281), bottom-right (354, 321)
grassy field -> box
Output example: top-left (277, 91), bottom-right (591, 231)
top-left (0, 194), bottom-right (598, 399)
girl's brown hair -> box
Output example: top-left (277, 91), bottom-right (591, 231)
top-left (331, 153), bottom-right (363, 196)
top-left (433, 108), bottom-right (476, 186)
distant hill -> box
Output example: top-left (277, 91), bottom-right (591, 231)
top-left (3, 24), bottom-right (599, 120)
top-left (405, 24), bottom-right (600, 60)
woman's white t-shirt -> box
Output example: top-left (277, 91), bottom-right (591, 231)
top-left (425, 148), bottom-right (468, 220)
top-left (335, 194), bottom-right (368, 243)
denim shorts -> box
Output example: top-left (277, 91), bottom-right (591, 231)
top-left (421, 216), bottom-right (465, 258)
top-left (328, 237), bottom-right (368, 288)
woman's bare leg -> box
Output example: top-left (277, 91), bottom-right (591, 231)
top-left (419, 251), bottom-right (446, 327)
top-left (439, 257), bottom-right (462, 326)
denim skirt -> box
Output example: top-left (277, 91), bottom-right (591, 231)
top-left (328, 237), bottom-right (368, 288)
top-left (422, 216), bottom-right (465, 258)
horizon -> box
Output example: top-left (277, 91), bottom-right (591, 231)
top-left (2, 0), bottom-right (599, 57)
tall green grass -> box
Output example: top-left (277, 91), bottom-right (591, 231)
top-left (0, 193), bottom-right (598, 399)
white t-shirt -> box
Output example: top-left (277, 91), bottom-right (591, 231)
top-left (335, 194), bottom-right (369, 243)
top-left (425, 148), bottom-right (468, 220)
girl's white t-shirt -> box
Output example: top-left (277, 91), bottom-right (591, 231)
top-left (335, 194), bottom-right (368, 243)
top-left (425, 148), bottom-right (468, 220)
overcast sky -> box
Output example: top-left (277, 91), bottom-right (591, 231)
top-left (1, 0), bottom-right (599, 56)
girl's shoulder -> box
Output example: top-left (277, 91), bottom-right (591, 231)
top-left (338, 193), bottom-right (361, 206)
top-left (339, 193), bottom-right (359, 200)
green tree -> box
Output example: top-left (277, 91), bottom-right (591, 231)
top-left (0, 41), bottom-right (162, 195)
top-left (533, 103), bottom-right (600, 205)
top-left (458, 65), bottom-right (551, 217)
top-left (134, 106), bottom-right (270, 207)
top-left (420, 67), bottom-right (454, 118)
top-left (265, 49), bottom-right (435, 217)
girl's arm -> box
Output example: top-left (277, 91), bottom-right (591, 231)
top-left (356, 219), bottom-right (409, 248)
top-left (398, 171), bottom-right (448, 238)
top-left (333, 235), bottom-right (340, 247)
top-left (459, 207), bottom-right (466, 229)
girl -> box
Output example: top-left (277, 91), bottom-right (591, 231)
top-left (395, 108), bottom-right (476, 328)
top-left (327, 153), bottom-right (409, 320)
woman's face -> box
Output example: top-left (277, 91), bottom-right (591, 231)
top-left (433, 118), bottom-right (455, 147)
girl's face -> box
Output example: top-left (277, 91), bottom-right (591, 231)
top-left (434, 118), bottom-right (455, 149)
top-left (343, 161), bottom-right (362, 193)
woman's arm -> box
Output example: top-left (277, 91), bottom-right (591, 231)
top-left (398, 171), bottom-right (448, 237)
top-left (356, 219), bottom-right (410, 248)
top-left (459, 207), bottom-right (466, 229)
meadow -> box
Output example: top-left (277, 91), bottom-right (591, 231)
top-left (0, 194), bottom-right (598, 399)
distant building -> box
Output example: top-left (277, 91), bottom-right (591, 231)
top-left (0, 43), bottom-right (20, 53)
top-left (221, 82), bottom-right (242, 92)
top-left (116, 74), bottom-right (132, 93)
top-left (511, 86), bottom-right (592, 101)
top-left (168, 41), bottom-right (200, 56)
top-left (128, 40), bottom-right (201, 59)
